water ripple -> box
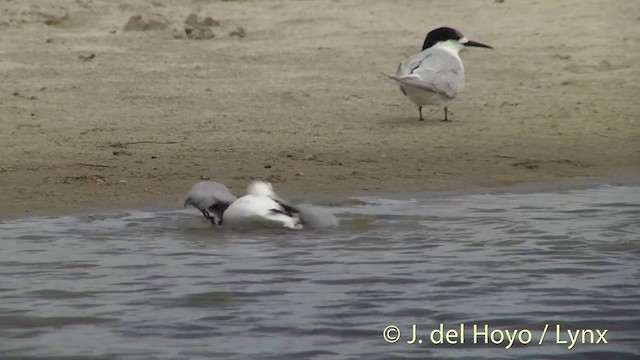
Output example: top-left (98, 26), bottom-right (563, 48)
top-left (0, 185), bottom-right (639, 359)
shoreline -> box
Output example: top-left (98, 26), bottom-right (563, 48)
top-left (3, 172), bottom-right (639, 221)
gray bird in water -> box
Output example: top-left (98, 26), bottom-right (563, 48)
top-left (383, 26), bottom-right (493, 121)
top-left (184, 180), bottom-right (339, 229)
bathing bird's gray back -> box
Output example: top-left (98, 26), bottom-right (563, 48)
top-left (184, 181), bottom-right (237, 210)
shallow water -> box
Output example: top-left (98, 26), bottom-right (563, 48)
top-left (1, 184), bottom-right (639, 360)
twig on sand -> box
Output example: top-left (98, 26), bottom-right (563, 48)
top-left (100, 141), bottom-right (179, 148)
top-left (76, 163), bottom-right (114, 168)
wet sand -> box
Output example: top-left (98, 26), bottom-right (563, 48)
top-left (1, 0), bottom-right (639, 218)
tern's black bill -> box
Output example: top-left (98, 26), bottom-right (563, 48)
top-left (464, 40), bottom-right (493, 49)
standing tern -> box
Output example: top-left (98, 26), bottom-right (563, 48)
top-left (383, 26), bottom-right (493, 121)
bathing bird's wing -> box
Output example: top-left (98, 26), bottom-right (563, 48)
top-left (271, 198), bottom-right (339, 229)
top-left (296, 205), bottom-right (340, 228)
top-left (184, 181), bottom-right (238, 224)
top-left (270, 198), bottom-right (301, 218)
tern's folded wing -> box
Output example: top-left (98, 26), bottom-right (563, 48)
top-left (394, 48), bottom-right (465, 98)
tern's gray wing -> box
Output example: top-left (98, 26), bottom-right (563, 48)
top-left (385, 47), bottom-right (464, 98)
top-left (184, 181), bottom-right (238, 225)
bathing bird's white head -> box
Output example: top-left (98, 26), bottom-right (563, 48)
top-left (247, 180), bottom-right (275, 197)
top-left (382, 26), bottom-right (492, 122)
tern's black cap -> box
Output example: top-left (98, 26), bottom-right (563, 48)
top-left (421, 27), bottom-right (464, 50)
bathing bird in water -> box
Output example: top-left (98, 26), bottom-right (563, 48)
top-left (383, 26), bottom-right (493, 121)
top-left (184, 179), bottom-right (339, 230)
top-left (222, 181), bottom-right (303, 230)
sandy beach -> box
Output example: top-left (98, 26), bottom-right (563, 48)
top-left (1, 0), bottom-right (639, 219)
